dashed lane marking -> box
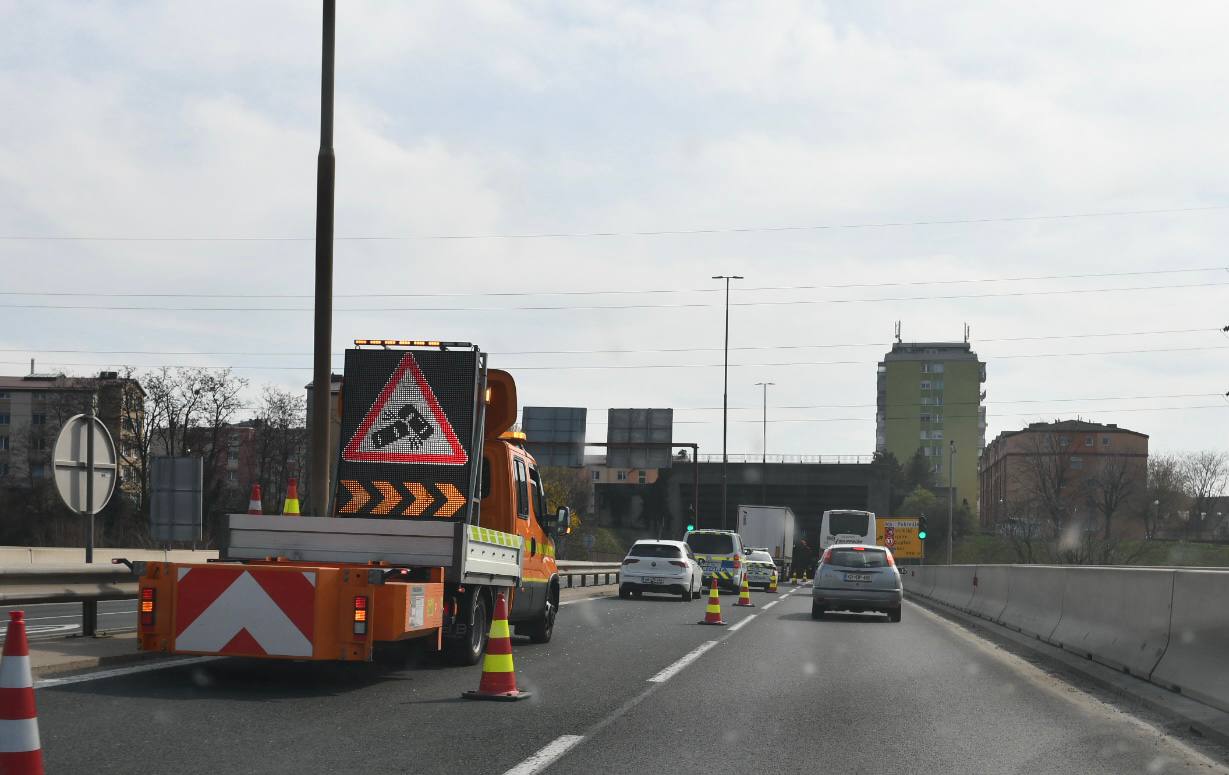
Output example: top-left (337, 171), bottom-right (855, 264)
top-left (501, 735), bottom-right (586, 775)
top-left (729, 614), bottom-right (757, 632)
top-left (647, 640), bottom-right (718, 684)
top-left (36, 656), bottom-right (222, 689)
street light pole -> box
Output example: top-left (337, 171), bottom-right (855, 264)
top-left (947, 440), bottom-right (956, 565)
top-left (309, 0), bottom-right (336, 517)
top-left (755, 381), bottom-right (774, 504)
top-left (712, 275), bottom-right (742, 529)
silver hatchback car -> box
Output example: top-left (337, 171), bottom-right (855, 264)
top-left (811, 544), bottom-right (903, 622)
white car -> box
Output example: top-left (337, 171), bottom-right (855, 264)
top-left (744, 550), bottom-right (778, 589)
top-left (619, 540), bottom-right (704, 601)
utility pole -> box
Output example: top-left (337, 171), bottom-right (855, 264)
top-left (947, 440), bottom-right (955, 565)
top-left (309, 0), bottom-right (336, 517)
top-left (755, 381), bottom-right (774, 504)
top-left (712, 275), bottom-right (743, 529)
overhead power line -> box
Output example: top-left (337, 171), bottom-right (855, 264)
top-left (586, 404), bottom-right (1228, 424)
top-left (3, 204), bottom-right (1227, 242)
top-left (0, 266), bottom-right (1222, 299)
top-left (0, 280), bottom-right (1223, 313)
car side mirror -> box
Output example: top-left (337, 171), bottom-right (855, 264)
top-left (553, 506), bottom-right (571, 535)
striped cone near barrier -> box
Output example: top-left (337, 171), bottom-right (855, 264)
top-left (0, 612), bottom-right (43, 775)
top-left (697, 577), bottom-right (726, 625)
top-left (790, 573), bottom-right (798, 586)
top-left (462, 592), bottom-right (531, 701)
top-left (281, 478), bottom-right (300, 516)
top-left (767, 571), bottom-right (778, 593)
top-left (735, 575), bottom-right (755, 607)
top-left (247, 483), bottom-right (263, 515)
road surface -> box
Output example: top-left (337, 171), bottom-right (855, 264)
top-left (33, 588), bottom-right (1228, 774)
top-left (0, 600), bottom-right (135, 640)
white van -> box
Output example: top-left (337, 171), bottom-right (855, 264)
top-left (819, 509), bottom-right (876, 551)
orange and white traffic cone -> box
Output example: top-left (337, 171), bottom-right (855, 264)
top-left (767, 570), bottom-right (778, 593)
top-left (247, 483), bottom-right (263, 515)
top-left (0, 612), bottom-right (43, 775)
top-left (697, 577), bottom-right (726, 625)
top-left (735, 574), bottom-right (755, 607)
top-left (282, 478), bottom-right (300, 516)
top-left (462, 592), bottom-right (531, 701)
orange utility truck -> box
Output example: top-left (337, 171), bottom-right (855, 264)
top-left (135, 341), bottom-right (567, 665)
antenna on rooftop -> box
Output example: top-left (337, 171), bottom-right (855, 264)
top-left (963, 323), bottom-right (970, 343)
top-left (894, 321), bottom-right (902, 343)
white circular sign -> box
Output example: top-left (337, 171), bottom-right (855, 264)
top-left (52, 414), bottom-right (118, 515)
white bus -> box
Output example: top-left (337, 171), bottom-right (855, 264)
top-left (819, 509), bottom-right (877, 551)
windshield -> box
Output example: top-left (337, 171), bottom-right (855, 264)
top-left (828, 513), bottom-right (871, 536)
top-left (749, 552), bottom-right (775, 564)
top-left (628, 543), bottom-right (682, 559)
top-left (827, 548), bottom-right (889, 569)
top-left (686, 533), bottom-right (735, 555)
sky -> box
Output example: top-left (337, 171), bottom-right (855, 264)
top-left (0, 1), bottom-right (1225, 460)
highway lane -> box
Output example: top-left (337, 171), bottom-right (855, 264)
top-left (0, 600), bottom-right (135, 640)
top-left (33, 588), bottom-right (1229, 774)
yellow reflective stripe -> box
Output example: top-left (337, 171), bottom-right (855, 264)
top-left (488, 619), bottom-right (510, 639)
top-left (706, 604), bottom-right (721, 613)
top-left (468, 526), bottom-right (524, 548)
top-left (482, 653), bottom-right (515, 673)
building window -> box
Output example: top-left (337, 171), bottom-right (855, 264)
top-left (0, 414), bottom-right (9, 425)
top-left (1102, 436), bottom-right (1111, 446)
top-left (931, 430), bottom-right (943, 440)
top-left (920, 380), bottom-right (931, 390)
top-left (0, 392), bottom-right (9, 399)
top-left (591, 470), bottom-right (600, 481)
top-left (31, 463), bottom-right (46, 479)
top-left (1071, 456), bottom-right (1083, 469)
top-left (616, 471), bottom-right (628, 482)
top-left (932, 380), bottom-right (944, 390)
top-left (1059, 435), bottom-right (1070, 447)
top-left (933, 395), bottom-right (943, 405)
top-left (0, 463), bottom-right (7, 477)
top-left (929, 363), bottom-right (945, 374)
top-left (1084, 436), bottom-right (1094, 447)
top-left (31, 414), bottom-right (46, 426)
top-left (228, 450), bottom-right (239, 464)
top-left (637, 471), bottom-right (647, 484)
top-left (920, 413), bottom-right (930, 423)
top-left (0, 436), bottom-right (7, 451)
top-left (227, 471), bottom-right (238, 483)
top-left (30, 437), bottom-right (47, 451)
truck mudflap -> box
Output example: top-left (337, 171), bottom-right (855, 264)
top-left (139, 562), bottom-right (443, 661)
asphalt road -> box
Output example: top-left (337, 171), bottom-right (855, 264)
top-left (32, 587), bottom-right (1229, 774)
top-left (0, 600), bottom-right (135, 640)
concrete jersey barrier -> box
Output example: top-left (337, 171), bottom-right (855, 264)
top-left (1048, 567), bottom-right (1175, 678)
top-left (929, 565), bottom-right (976, 610)
top-left (998, 566), bottom-right (1067, 641)
top-left (967, 565), bottom-right (1010, 622)
top-left (1150, 570), bottom-right (1229, 713)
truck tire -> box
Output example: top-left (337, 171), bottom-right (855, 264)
top-left (522, 583), bottom-right (558, 644)
top-left (443, 591), bottom-right (489, 666)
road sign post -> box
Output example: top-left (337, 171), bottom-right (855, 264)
top-left (52, 407), bottom-right (118, 637)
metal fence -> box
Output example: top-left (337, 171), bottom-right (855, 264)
top-left (693, 453), bottom-right (873, 465)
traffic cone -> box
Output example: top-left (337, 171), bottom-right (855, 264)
top-left (463, 592), bottom-right (531, 701)
top-left (791, 573), bottom-right (798, 586)
top-left (281, 478), bottom-right (300, 516)
top-left (767, 571), bottom-right (778, 593)
top-left (0, 612), bottom-right (43, 775)
top-left (697, 577), bottom-right (726, 625)
top-left (247, 483), bottom-right (263, 515)
top-left (735, 574), bottom-right (755, 607)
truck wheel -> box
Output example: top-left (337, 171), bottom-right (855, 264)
top-left (524, 584), bottom-right (558, 644)
top-left (443, 592), bottom-right (489, 666)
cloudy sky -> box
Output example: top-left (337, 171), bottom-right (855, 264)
top-left (0, 1), bottom-right (1225, 459)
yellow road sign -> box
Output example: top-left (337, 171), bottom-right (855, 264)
top-left (876, 517), bottom-right (924, 559)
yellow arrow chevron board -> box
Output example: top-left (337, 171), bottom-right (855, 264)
top-left (338, 479), bottom-right (468, 519)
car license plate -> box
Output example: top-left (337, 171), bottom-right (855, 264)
top-left (643, 577), bottom-right (661, 584)
top-left (845, 573), bottom-right (871, 582)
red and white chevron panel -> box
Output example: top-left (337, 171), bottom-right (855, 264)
top-left (174, 567), bottom-right (316, 657)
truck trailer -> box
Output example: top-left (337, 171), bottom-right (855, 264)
top-left (135, 340), bottom-right (567, 666)
top-left (736, 504), bottom-right (795, 569)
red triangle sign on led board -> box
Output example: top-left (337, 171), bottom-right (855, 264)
top-left (342, 353), bottom-right (468, 465)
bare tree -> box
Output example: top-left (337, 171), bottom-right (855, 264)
top-left (1141, 454), bottom-right (1187, 539)
top-left (1085, 454), bottom-right (1142, 541)
top-left (1182, 450), bottom-right (1229, 539)
top-left (250, 386), bottom-right (307, 512)
top-left (1019, 431), bottom-right (1078, 536)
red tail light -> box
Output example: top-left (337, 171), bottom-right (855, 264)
top-left (820, 548), bottom-right (832, 564)
top-left (668, 560), bottom-right (687, 568)
top-left (886, 552), bottom-right (896, 567)
top-left (622, 558), bottom-right (640, 565)
top-left (139, 587), bottom-right (155, 627)
top-left (353, 595), bottom-right (368, 638)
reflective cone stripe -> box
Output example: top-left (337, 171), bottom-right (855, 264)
top-left (698, 577), bottom-right (726, 625)
top-left (735, 575), bottom-right (755, 607)
top-left (247, 483), bottom-right (263, 515)
top-left (282, 478), bottom-right (300, 516)
top-left (463, 592), bottom-right (530, 701)
top-left (0, 612), bottom-right (43, 775)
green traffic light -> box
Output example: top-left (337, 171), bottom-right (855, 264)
top-left (918, 531), bottom-right (928, 540)
top-left (686, 524), bottom-right (695, 532)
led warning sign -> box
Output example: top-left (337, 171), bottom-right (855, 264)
top-left (333, 347), bottom-right (480, 519)
top-left (342, 353), bottom-right (467, 465)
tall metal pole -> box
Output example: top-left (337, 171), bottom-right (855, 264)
top-left (83, 397), bottom-right (97, 636)
top-left (712, 275), bottom-right (742, 529)
top-left (755, 381), bottom-right (774, 504)
top-left (309, 0), bottom-right (336, 518)
top-left (947, 440), bottom-right (955, 564)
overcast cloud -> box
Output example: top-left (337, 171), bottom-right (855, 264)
top-left (0, 1), bottom-right (1225, 458)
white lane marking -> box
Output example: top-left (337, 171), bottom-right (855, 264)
top-left (647, 640), bottom-right (718, 684)
top-left (762, 600), bottom-right (779, 610)
top-left (501, 735), bottom-right (585, 775)
top-left (729, 614), bottom-right (758, 632)
top-left (559, 595), bottom-right (613, 606)
top-left (36, 656), bottom-right (222, 689)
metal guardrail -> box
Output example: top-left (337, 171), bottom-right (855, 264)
top-left (0, 560), bottom-right (622, 606)
top-left (693, 453), bottom-right (872, 465)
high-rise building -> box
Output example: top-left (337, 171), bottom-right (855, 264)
top-left (876, 339), bottom-right (986, 509)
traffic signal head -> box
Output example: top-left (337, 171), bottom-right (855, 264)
top-left (918, 515), bottom-right (928, 540)
top-left (918, 529), bottom-right (928, 540)
top-left (686, 524), bottom-right (695, 532)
